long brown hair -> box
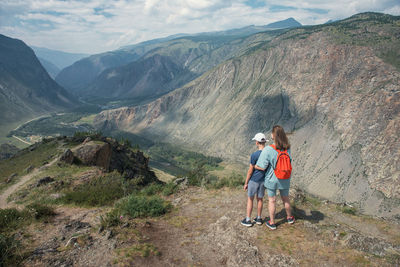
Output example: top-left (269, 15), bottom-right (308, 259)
top-left (272, 125), bottom-right (290, 150)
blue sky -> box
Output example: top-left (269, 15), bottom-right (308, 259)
top-left (1, 0), bottom-right (399, 54)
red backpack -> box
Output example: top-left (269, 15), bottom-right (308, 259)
top-left (270, 145), bottom-right (292, 179)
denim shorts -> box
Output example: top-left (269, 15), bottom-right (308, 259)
top-left (248, 180), bottom-right (265, 198)
top-left (266, 188), bottom-right (289, 197)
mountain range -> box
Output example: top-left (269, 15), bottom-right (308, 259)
top-left (55, 18), bottom-right (301, 101)
top-left (93, 12), bottom-right (400, 219)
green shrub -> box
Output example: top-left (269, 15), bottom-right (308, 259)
top-left (25, 203), bottom-right (56, 220)
top-left (0, 233), bottom-right (22, 267)
top-left (73, 131), bottom-right (102, 139)
top-left (60, 172), bottom-right (129, 207)
top-left (162, 182), bottom-right (177, 196)
top-left (140, 183), bottom-right (163, 196)
top-left (0, 209), bottom-right (25, 232)
top-left (99, 209), bottom-right (122, 228)
top-left (341, 206), bottom-right (357, 215)
top-left (118, 195), bottom-right (171, 218)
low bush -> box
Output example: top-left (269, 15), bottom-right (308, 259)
top-left (208, 173), bottom-right (243, 189)
top-left (25, 203), bottom-right (56, 220)
top-left (140, 183), bottom-right (163, 196)
top-left (0, 233), bottom-right (22, 267)
top-left (162, 182), bottom-right (177, 196)
top-left (0, 209), bottom-right (25, 232)
top-left (118, 195), bottom-right (171, 218)
top-left (99, 209), bottom-right (122, 228)
top-left (60, 172), bottom-right (129, 207)
top-left (341, 206), bottom-right (357, 215)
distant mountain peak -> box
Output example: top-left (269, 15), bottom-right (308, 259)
top-left (266, 17), bottom-right (302, 28)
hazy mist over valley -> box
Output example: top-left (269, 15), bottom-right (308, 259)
top-left (0, 1), bottom-right (399, 266)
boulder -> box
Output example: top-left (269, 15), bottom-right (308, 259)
top-left (6, 173), bottom-right (17, 183)
top-left (25, 165), bottom-right (34, 173)
top-left (36, 176), bottom-right (54, 187)
top-left (72, 141), bottom-right (112, 170)
top-left (59, 149), bottom-right (74, 164)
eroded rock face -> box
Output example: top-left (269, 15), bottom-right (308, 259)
top-left (72, 141), bottom-right (112, 170)
top-left (59, 149), bottom-right (74, 164)
top-left (93, 16), bottom-right (400, 219)
top-left (60, 136), bottom-right (159, 185)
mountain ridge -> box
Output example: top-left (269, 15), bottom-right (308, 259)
top-left (0, 34), bottom-right (78, 125)
top-left (93, 12), bottom-right (400, 219)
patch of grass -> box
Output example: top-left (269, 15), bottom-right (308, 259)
top-left (99, 209), bottom-right (122, 228)
top-left (305, 195), bottom-right (322, 207)
top-left (340, 206), bottom-right (357, 215)
top-left (115, 243), bottom-right (160, 262)
top-left (0, 233), bottom-right (23, 267)
top-left (140, 183), bottom-right (163, 196)
top-left (25, 203), bottom-right (56, 220)
top-left (0, 204), bottom-right (56, 266)
top-left (0, 208), bottom-right (25, 232)
top-left (162, 182), bottom-right (177, 196)
top-left (118, 195), bottom-right (171, 218)
top-left (0, 140), bottom-right (59, 190)
top-left (207, 172), bottom-right (243, 189)
top-left (59, 171), bottom-right (129, 207)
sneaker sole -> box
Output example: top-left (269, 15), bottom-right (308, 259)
top-left (255, 221), bottom-right (263, 225)
top-left (241, 222), bottom-right (253, 227)
top-left (288, 221), bottom-right (295, 224)
top-left (266, 224), bottom-right (277, 230)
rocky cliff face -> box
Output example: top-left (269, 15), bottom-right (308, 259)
top-left (93, 13), bottom-right (400, 219)
top-left (86, 54), bottom-right (196, 99)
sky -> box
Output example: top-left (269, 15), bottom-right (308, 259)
top-left (1, 0), bottom-right (399, 54)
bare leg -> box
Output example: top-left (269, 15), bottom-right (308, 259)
top-left (281, 195), bottom-right (292, 218)
top-left (246, 196), bottom-right (254, 219)
top-left (257, 197), bottom-right (263, 217)
top-left (268, 196), bottom-right (276, 224)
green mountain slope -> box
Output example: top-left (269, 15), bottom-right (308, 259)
top-left (93, 13), bottom-right (400, 219)
top-left (0, 34), bottom-right (78, 125)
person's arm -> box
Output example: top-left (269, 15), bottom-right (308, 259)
top-left (254, 164), bottom-right (266, 171)
top-left (244, 164), bottom-right (254, 191)
top-left (255, 148), bottom-right (268, 171)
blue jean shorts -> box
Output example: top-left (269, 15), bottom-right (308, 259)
top-left (248, 180), bottom-right (265, 198)
top-left (266, 188), bottom-right (289, 197)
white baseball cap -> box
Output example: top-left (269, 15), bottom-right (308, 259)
top-left (252, 133), bottom-right (267, 142)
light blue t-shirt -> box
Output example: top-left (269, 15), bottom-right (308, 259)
top-left (256, 146), bottom-right (291, 190)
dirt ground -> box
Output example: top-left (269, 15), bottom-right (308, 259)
top-left (16, 186), bottom-right (400, 267)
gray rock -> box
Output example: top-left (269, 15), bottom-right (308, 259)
top-left (344, 232), bottom-right (396, 256)
top-left (121, 222), bottom-right (130, 228)
top-left (6, 173), bottom-right (17, 183)
top-left (66, 237), bottom-right (78, 247)
top-left (72, 141), bottom-right (112, 170)
top-left (36, 176), bottom-right (54, 187)
top-left (60, 148), bottom-right (74, 164)
top-left (105, 230), bottom-right (113, 240)
top-left (82, 137), bottom-right (92, 144)
top-left (25, 165), bottom-right (34, 173)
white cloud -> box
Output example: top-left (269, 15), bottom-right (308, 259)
top-left (0, 0), bottom-right (399, 54)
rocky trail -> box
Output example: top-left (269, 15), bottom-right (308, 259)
top-left (0, 158), bottom-right (58, 209)
top-left (19, 185), bottom-right (400, 267)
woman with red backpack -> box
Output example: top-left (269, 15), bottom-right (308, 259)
top-left (255, 125), bottom-right (294, 230)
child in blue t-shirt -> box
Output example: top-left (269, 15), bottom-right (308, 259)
top-left (241, 133), bottom-right (267, 227)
